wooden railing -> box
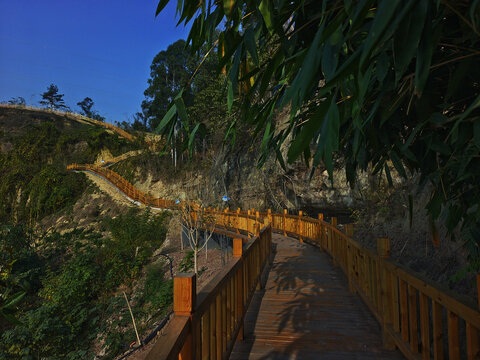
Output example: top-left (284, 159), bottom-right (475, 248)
top-left (265, 210), bottom-right (480, 360)
top-left (68, 162), bottom-right (479, 360)
top-left (67, 163), bottom-right (176, 209)
top-left (146, 223), bottom-right (272, 359)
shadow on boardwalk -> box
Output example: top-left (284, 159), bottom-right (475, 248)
top-left (230, 234), bottom-right (404, 360)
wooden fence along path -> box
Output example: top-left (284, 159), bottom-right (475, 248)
top-left (67, 164), bottom-right (480, 360)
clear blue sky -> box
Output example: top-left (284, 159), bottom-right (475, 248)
top-left (0, 0), bottom-right (191, 123)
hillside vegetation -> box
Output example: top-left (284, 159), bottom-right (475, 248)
top-left (0, 107), bottom-right (174, 359)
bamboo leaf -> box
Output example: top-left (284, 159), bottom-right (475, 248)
top-left (174, 93), bottom-right (189, 132)
top-left (287, 97), bottom-right (331, 163)
top-left (390, 149), bottom-right (407, 178)
top-left (155, 0), bottom-right (170, 16)
top-left (244, 27), bottom-right (259, 65)
top-left (156, 103), bottom-right (177, 133)
top-left (223, 0), bottom-right (235, 17)
top-left (384, 163), bottom-right (393, 186)
top-left (259, 0), bottom-right (274, 34)
top-left (393, 0), bottom-right (428, 80)
top-left (360, 0), bottom-right (401, 68)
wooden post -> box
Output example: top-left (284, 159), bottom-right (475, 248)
top-left (267, 209), bottom-right (272, 225)
top-left (376, 238), bottom-right (395, 350)
top-left (174, 273), bottom-right (196, 360)
top-left (256, 211), bottom-right (260, 228)
top-left (174, 273), bottom-right (196, 316)
top-left (236, 208), bottom-right (240, 233)
top-left (318, 213), bottom-right (324, 247)
top-left (466, 274), bottom-right (480, 360)
top-left (283, 209), bottom-right (287, 236)
top-left (234, 238), bottom-right (244, 341)
top-left (330, 217), bottom-right (338, 265)
top-left (345, 224), bottom-right (355, 293)
top-left (377, 238), bottom-right (390, 258)
top-left (476, 268), bottom-right (480, 304)
top-left (233, 238), bottom-right (243, 258)
top-left (298, 211), bottom-right (303, 243)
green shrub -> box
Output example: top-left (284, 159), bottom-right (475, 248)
top-left (178, 250), bottom-right (194, 272)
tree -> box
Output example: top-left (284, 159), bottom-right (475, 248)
top-left (39, 84), bottom-right (67, 110)
top-left (77, 97), bottom-right (94, 117)
top-left (77, 97), bottom-right (105, 122)
top-left (180, 201), bottom-right (216, 275)
top-left (7, 97), bottom-right (26, 106)
top-left (156, 1), bottom-right (480, 265)
top-left (142, 39), bottom-right (196, 131)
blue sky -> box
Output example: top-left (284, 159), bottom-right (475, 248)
top-left (0, 0), bottom-right (191, 123)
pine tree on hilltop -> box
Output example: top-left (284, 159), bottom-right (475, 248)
top-left (77, 97), bottom-right (105, 121)
top-left (39, 84), bottom-right (67, 110)
top-left (77, 97), bottom-right (94, 117)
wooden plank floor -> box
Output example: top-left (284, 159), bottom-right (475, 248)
top-left (230, 234), bottom-right (405, 360)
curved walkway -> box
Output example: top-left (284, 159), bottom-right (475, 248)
top-left (230, 233), bottom-right (404, 360)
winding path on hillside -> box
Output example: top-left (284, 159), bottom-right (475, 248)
top-left (230, 233), bottom-right (404, 359)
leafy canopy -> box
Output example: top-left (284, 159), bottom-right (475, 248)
top-left (77, 96), bottom-right (106, 121)
top-left (156, 0), bottom-right (480, 263)
top-left (39, 84), bottom-right (68, 110)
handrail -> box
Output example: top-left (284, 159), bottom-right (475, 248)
top-left (68, 162), bottom-right (480, 360)
top-left (265, 211), bottom-right (480, 360)
top-left (146, 224), bottom-right (272, 360)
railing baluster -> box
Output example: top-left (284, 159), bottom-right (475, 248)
top-left (419, 292), bottom-right (430, 359)
top-left (447, 310), bottom-right (460, 360)
top-left (432, 301), bottom-right (444, 360)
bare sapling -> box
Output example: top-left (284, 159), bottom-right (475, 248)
top-left (180, 200), bottom-right (216, 274)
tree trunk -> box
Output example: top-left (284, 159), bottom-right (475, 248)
top-left (194, 248), bottom-right (198, 274)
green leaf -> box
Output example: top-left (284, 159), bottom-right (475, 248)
top-left (156, 103), bottom-right (177, 133)
top-left (155, 0), bottom-right (170, 16)
top-left (287, 97), bottom-right (331, 163)
top-left (223, 0), bottom-right (236, 17)
top-left (360, 0), bottom-right (401, 68)
top-left (393, 0), bottom-right (428, 81)
top-left (259, 0), bottom-right (274, 34)
top-left (321, 42), bottom-right (338, 81)
top-left (227, 80), bottom-right (234, 110)
top-left (314, 98), bottom-right (340, 178)
top-left (2, 291), bottom-right (26, 309)
top-left (1, 311), bottom-right (21, 325)
top-left (188, 123), bottom-right (206, 156)
top-left (244, 27), bottom-right (259, 65)
top-left (414, 7), bottom-right (439, 96)
top-left (261, 120), bottom-right (272, 151)
top-left (174, 92), bottom-right (189, 131)
top-left (376, 52), bottom-right (389, 84)
top-left (390, 149), bottom-right (407, 178)
top-left (275, 147), bottom-right (287, 171)
top-left (448, 93), bottom-right (480, 143)
top-left (474, 119), bottom-right (480, 145)
top-left (384, 163), bottom-right (393, 186)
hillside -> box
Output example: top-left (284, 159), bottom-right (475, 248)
top-left (0, 107), bottom-right (173, 359)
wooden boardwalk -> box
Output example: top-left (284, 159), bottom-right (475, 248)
top-left (230, 233), bottom-right (405, 359)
